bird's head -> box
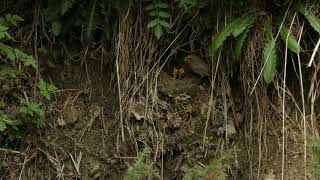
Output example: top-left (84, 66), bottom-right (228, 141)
top-left (184, 54), bottom-right (196, 64)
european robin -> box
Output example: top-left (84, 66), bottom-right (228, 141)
top-left (184, 54), bottom-right (210, 78)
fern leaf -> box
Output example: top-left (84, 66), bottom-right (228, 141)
top-left (295, 3), bottom-right (320, 34)
top-left (158, 20), bottom-right (171, 28)
top-left (148, 11), bottom-right (157, 16)
top-left (158, 11), bottom-right (171, 18)
top-left (231, 15), bottom-right (255, 37)
top-left (234, 29), bottom-right (249, 60)
top-left (146, 4), bottom-right (156, 11)
top-left (0, 42), bottom-right (15, 61)
top-left (279, 25), bottom-right (301, 53)
top-left (157, 3), bottom-right (169, 8)
top-left (208, 14), bottom-right (255, 56)
top-left (147, 19), bottom-right (159, 28)
top-left (263, 38), bottom-right (278, 84)
top-left (154, 25), bottom-right (163, 40)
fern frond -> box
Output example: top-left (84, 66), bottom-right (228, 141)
top-left (231, 15), bottom-right (255, 37)
top-left (262, 22), bottom-right (278, 84)
top-left (208, 14), bottom-right (255, 56)
top-left (234, 29), bottom-right (249, 60)
top-left (279, 25), bottom-right (301, 53)
top-left (295, 3), bottom-right (320, 34)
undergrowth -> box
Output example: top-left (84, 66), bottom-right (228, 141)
top-left (0, 14), bottom-right (56, 144)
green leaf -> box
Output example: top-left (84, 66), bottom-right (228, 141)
top-left (0, 121), bottom-right (6, 132)
top-left (20, 102), bottom-right (45, 117)
top-left (154, 25), bottom-right (163, 40)
top-left (37, 47), bottom-right (48, 55)
top-left (146, 4), bottom-right (156, 11)
top-left (14, 49), bottom-right (37, 69)
top-left (37, 79), bottom-right (57, 100)
top-left (262, 20), bottom-right (278, 84)
top-left (52, 21), bottom-right (62, 36)
top-left (234, 29), bottom-right (249, 60)
top-left (208, 14), bottom-right (255, 56)
top-left (5, 14), bottom-right (23, 27)
top-left (0, 67), bottom-right (23, 78)
top-left (148, 11), bottom-right (157, 16)
top-left (295, 3), bottom-right (320, 34)
top-left (279, 25), bottom-right (301, 53)
top-left (0, 42), bottom-right (15, 61)
top-left (158, 11), bottom-right (171, 18)
top-left (231, 15), bottom-right (255, 37)
top-left (157, 3), bottom-right (169, 8)
top-left (158, 20), bottom-right (171, 28)
top-left (147, 19), bottom-right (159, 28)
top-left (0, 25), bottom-right (13, 40)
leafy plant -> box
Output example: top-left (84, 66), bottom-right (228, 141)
top-left (279, 25), bottom-right (301, 53)
top-left (177, 0), bottom-right (196, 11)
top-left (262, 18), bottom-right (278, 84)
top-left (124, 148), bottom-right (159, 180)
top-left (0, 112), bottom-right (21, 132)
top-left (208, 14), bottom-right (256, 57)
top-left (295, 3), bottom-right (320, 34)
top-left (183, 148), bottom-right (237, 180)
top-left (20, 102), bottom-right (45, 127)
top-left (37, 79), bottom-right (57, 100)
top-left (146, 1), bottom-right (172, 40)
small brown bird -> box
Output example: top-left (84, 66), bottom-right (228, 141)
top-left (173, 67), bottom-right (185, 79)
top-left (184, 54), bottom-right (210, 78)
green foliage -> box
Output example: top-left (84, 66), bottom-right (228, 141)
top-left (234, 29), bottom-right (250, 60)
top-left (279, 25), bottom-right (301, 53)
top-left (262, 18), bottom-right (278, 84)
top-left (0, 112), bottom-right (22, 132)
top-left (15, 49), bottom-right (38, 69)
top-left (37, 79), bottom-right (57, 100)
top-left (208, 14), bottom-right (255, 56)
top-left (124, 148), bottom-right (159, 180)
top-left (20, 102), bottom-right (45, 127)
top-left (183, 148), bottom-right (237, 180)
top-left (146, 1), bottom-right (172, 40)
top-left (177, 0), bottom-right (196, 10)
top-left (52, 21), bottom-right (62, 36)
top-left (295, 3), bottom-right (320, 34)
top-left (310, 137), bottom-right (320, 177)
top-left (0, 14), bottom-right (53, 143)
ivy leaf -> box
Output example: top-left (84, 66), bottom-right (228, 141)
top-left (154, 25), bottom-right (163, 40)
top-left (295, 3), bottom-right (320, 34)
top-left (158, 20), bottom-right (171, 28)
top-left (52, 21), bottom-right (62, 36)
top-left (147, 19), bottom-right (159, 28)
top-left (279, 25), bottom-right (301, 53)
